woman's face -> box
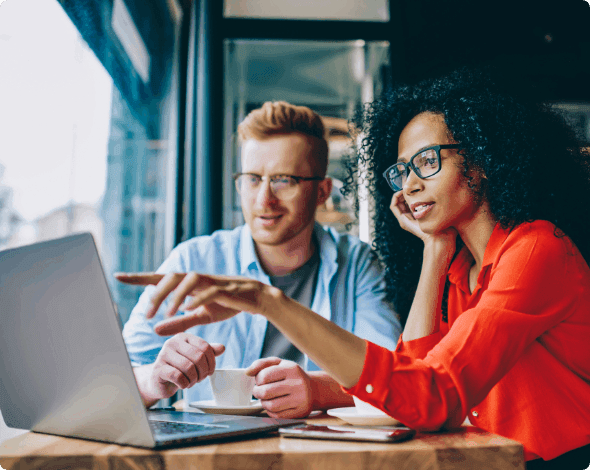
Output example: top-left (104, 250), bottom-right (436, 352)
top-left (394, 112), bottom-right (486, 235)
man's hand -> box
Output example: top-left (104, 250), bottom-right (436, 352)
top-left (136, 333), bottom-right (224, 407)
top-left (246, 357), bottom-right (313, 419)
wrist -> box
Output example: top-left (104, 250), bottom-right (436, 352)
top-left (260, 284), bottom-right (287, 321)
top-left (308, 372), bottom-right (354, 411)
top-left (309, 374), bottom-right (322, 410)
top-left (134, 364), bottom-right (162, 407)
top-left (423, 238), bottom-right (455, 265)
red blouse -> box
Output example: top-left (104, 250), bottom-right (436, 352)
top-left (345, 221), bottom-right (590, 461)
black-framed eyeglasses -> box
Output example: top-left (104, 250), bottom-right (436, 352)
top-left (382, 144), bottom-right (460, 192)
top-left (233, 173), bottom-right (324, 201)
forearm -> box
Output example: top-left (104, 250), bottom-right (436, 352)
top-left (263, 288), bottom-right (367, 389)
top-left (402, 241), bottom-right (454, 342)
top-left (133, 364), bottom-right (160, 408)
top-left (309, 371), bottom-right (355, 410)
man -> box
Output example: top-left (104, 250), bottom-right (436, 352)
top-left (121, 101), bottom-right (401, 418)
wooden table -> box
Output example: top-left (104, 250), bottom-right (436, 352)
top-left (0, 411), bottom-right (525, 470)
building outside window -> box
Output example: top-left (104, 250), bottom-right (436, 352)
top-left (0, 0), bottom-right (182, 325)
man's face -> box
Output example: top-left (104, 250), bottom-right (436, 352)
top-left (240, 133), bottom-right (331, 248)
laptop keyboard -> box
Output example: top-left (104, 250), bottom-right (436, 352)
top-left (149, 420), bottom-right (220, 435)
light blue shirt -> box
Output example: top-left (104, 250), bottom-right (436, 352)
top-left (122, 223), bottom-right (401, 404)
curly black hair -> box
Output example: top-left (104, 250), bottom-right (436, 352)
top-left (342, 68), bottom-right (590, 326)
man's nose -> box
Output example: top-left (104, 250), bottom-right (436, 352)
top-left (255, 178), bottom-right (278, 206)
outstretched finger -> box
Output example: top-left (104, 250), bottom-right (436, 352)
top-left (114, 272), bottom-right (164, 286)
top-left (182, 284), bottom-right (245, 314)
top-left (154, 307), bottom-right (214, 336)
top-left (164, 272), bottom-right (203, 318)
top-left (146, 273), bottom-right (186, 319)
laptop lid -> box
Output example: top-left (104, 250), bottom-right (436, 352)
top-left (0, 233), bottom-right (300, 448)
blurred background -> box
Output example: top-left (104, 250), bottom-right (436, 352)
top-left (1, 0), bottom-right (589, 329)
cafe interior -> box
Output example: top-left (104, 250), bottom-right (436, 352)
top-left (1, 0), bottom-right (589, 468)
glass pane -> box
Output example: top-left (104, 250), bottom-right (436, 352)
top-left (0, 0), bottom-right (179, 325)
top-left (224, 0), bottom-right (389, 22)
top-left (552, 103), bottom-right (590, 144)
top-left (223, 39), bottom-right (390, 241)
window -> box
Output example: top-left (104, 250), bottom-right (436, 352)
top-left (224, 0), bottom-right (389, 22)
top-left (0, 0), bottom-right (182, 324)
top-left (223, 39), bottom-right (390, 240)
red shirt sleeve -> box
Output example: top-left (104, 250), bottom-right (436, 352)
top-left (394, 331), bottom-right (441, 358)
top-left (344, 222), bottom-right (586, 432)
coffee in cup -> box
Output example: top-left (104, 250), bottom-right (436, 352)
top-left (209, 368), bottom-right (255, 406)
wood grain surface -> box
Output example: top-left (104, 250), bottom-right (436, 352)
top-left (0, 411), bottom-right (525, 470)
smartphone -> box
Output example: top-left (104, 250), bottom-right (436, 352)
top-left (278, 424), bottom-right (416, 443)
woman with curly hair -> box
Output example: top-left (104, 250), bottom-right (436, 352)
top-left (118, 69), bottom-right (590, 468)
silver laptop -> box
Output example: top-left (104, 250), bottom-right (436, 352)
top-left (0, 233), bottom-right (301, 448)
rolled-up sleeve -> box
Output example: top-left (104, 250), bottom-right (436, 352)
top-left (345, 223), bottom-right (581, 431)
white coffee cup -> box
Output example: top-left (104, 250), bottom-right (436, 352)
top-left (353, 396), bottom-right (387, 416)
top-left (210, 368), bottom-right (255, 406)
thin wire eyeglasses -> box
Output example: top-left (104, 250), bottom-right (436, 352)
top-left (382, 144), bottom-right (460, 192)
top-left (233, 173), bottom-right (324, 201)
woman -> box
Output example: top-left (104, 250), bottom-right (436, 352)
top-left (117, 69), bottom-right (590, 468)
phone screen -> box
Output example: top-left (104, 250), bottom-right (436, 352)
top-left (278, 424), bottom-right (416, 443)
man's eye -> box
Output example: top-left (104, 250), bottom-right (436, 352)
top-left (247, 175), bottom-right (261, 184)
top-left (273, 176), bottom-right (292, 185)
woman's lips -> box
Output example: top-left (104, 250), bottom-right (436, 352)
top-left (412, 203), bottom-right (434, 220)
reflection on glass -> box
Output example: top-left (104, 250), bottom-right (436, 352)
top-left (224, 0), bottom-right (389, 22)
top-left (0, 0), bottom-right (112, 251)
top-left (0, 0), bottom-right (177, 324)
top-left (223, 39), bottom-right (390, 241)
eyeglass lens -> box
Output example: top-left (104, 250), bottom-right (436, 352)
top-left (235, 175), bottom-right (298, 200)
top-left (388, 149), bottom-right (440, 190)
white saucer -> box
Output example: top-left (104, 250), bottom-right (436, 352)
top-left (327, 407), bottom-right (401, 426)
top-left (189, 399), bottom-right (264, 416)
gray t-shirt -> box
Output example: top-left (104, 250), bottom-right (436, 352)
top-left (260, 248), bottom-right (320, 367)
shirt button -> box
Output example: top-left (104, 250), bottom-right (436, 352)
top-left (472, 411), bottom-right (478, 417)
top-left (366, 384), bottom-right (374, 393)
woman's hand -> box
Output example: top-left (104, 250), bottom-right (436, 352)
top-left (389, 191), bottom-right (457, 250)
top-left (116, 272), bottom-right (367, 388)
top-left (114, 272), bottom-right (281, 336)
top-left (390, 191), bottom-right (426, 240)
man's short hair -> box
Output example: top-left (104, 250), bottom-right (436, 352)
top-left (238, 101), bottom-right (329, 176)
